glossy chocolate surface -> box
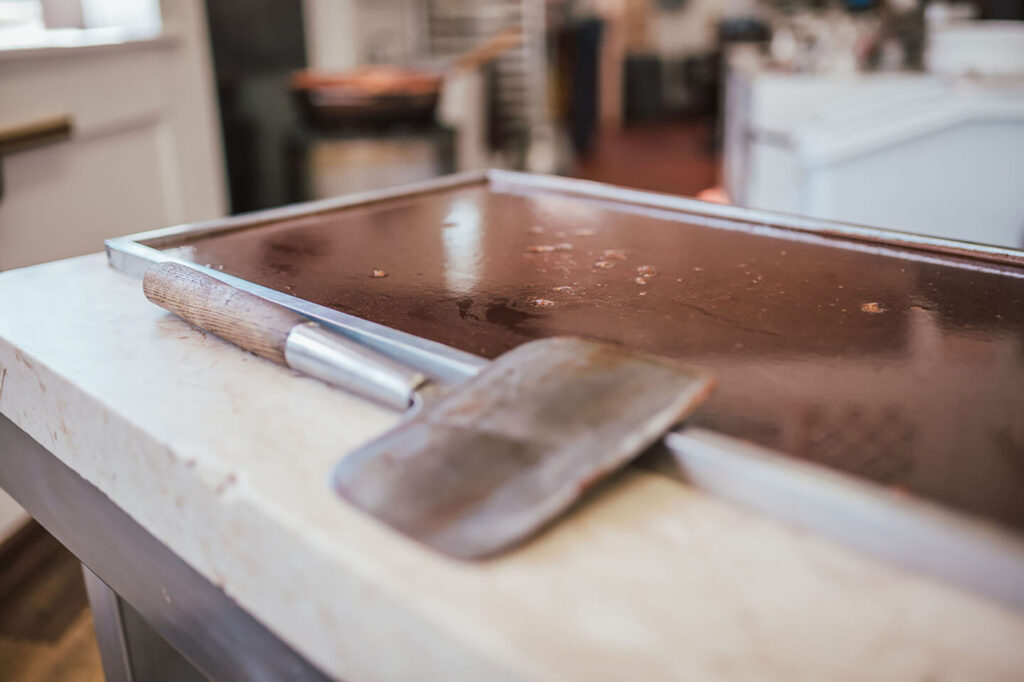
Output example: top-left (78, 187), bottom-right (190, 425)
top-left (157, 184), bottom-right (1024, 533)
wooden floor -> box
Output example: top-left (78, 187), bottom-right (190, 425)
top-left (0, 522), bottom-right (104, 682)
top-left (572, 118), bottom-right (720, 198)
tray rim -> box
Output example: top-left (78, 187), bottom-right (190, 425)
top-left (110, 168), bottom-right (1024, 269)
top-left (106, 169), bottom-right (1024, 612)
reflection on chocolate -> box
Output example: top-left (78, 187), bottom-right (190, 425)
top-left (156, 185), bottom-right (1024, 533)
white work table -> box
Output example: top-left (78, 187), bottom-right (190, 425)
top-left (1, 253), bottom-right (1023, 681)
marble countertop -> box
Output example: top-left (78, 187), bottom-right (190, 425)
top-left (1, 253), bottom-right (1023, 681)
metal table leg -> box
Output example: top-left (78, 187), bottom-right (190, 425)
top-left (0, 412), bottom-right (329, 682)
top-left (83, 565), bottom-right (205, 682)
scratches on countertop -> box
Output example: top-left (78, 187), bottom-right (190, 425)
top-left (13, 348), bottom-right (47, 394)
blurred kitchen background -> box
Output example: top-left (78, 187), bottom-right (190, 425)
top-left (0, 0), bottom-right (1022, 677)
top-left (3, 0), bottom-right (1024, 277)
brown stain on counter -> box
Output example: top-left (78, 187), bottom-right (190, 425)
top-left (153, 184), bottom-right (1024, 534)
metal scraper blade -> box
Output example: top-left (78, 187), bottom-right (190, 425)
top-left (330, 337), bottom-right (714, 560)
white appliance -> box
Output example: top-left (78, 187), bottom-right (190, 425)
top-left (724, 68), bottom-right (1024, 249)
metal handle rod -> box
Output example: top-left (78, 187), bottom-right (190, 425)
top-left (285, 322), bottom-right (427, 410)
top-left (143, 261), bottom-right (426, 410)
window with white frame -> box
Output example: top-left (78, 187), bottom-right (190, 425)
top-left (0, 0), bottom-right (162, 48)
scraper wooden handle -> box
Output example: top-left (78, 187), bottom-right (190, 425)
top-left (143, 261), bottom-right (427, 410)
top-left (144, 262), bottom-right (302, 364)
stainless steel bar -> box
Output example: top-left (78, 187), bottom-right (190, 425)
top-left (285, 321), bottom-right (428, 410)
top-left (83, 566), bottom-right (134, 682)
top-left (485, 169), bottom-right (1024, 268)
top-left (666, 429), bottom-right (1024, 614)
top-left (83, 563), bottom-right (208, 682)
top-left (106, 169), bottom-right (1024, 275)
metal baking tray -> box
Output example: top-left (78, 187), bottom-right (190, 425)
top-left (107, 170), bottom-right (1024, 610)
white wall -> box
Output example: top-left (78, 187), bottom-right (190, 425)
top-left (650, 0), bottom-right (723, 57)
top-left (302, 0), bottom-right (421, 69)
top-left (302, 0), bottom-right (360, 70)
